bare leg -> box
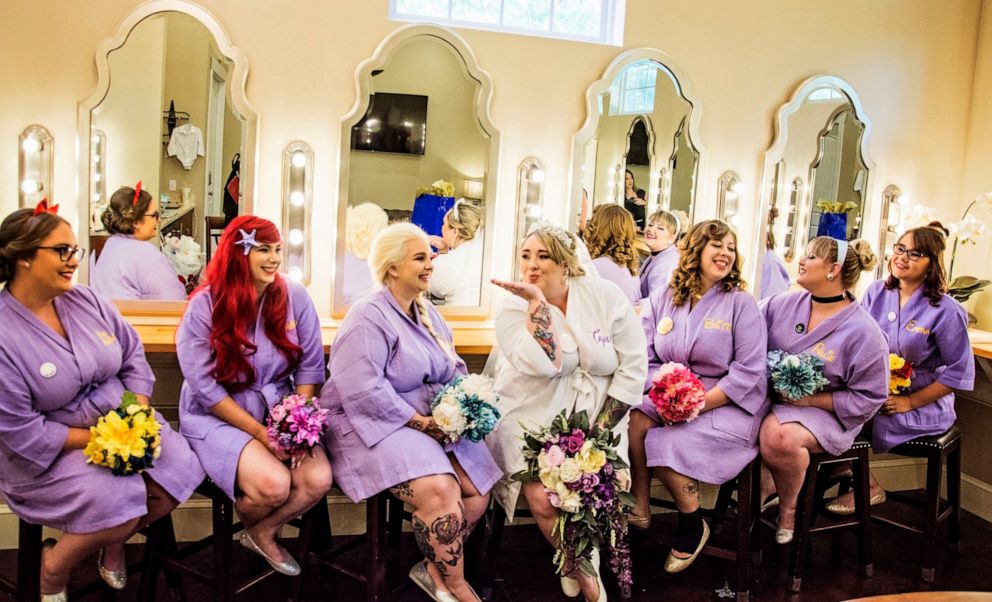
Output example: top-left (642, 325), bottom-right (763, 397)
top-left (40, 518), bottom-right (140, 595)
top-left (234, 439), bottom-right (292, 561)
top-left (101, 475), bottom-right (180, 571)
top-left (831, 471), bottom-right (884, 508)
top-left (628, 410), bottom-right (657, 520)
top-left (521, 483), bottom-right (601, 602)
top-left (248, 447), bottom-right (332, 552)
top-left (759, 415), bottom-right (824, 531)
top-left (391, 474), bottom-right (477, 602)
top-left (759, 461), bottom-right (776, 502)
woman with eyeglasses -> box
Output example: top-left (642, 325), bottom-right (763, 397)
top-left (0, 203), bottom-right (204, 600)
top-left (90, 183), bottom-right (187, 300)
top-left (826, 223), bottom-right (975, 514)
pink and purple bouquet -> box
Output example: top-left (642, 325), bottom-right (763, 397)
top-left (648, 362), bottom-right (706, 423)
top-left (512, 410), bottom-right (634, 597)
top-left (266, 394), bottom-right (330, 465)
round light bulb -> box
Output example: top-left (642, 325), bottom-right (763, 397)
top-left (93, 173), bottom-right (102, 183)
top-left (290, 191), bottom-right (305, 207)
top-left (529, 169), bottom-right (544, 183)
top-left (288, 229), bottom-right (304, 245)
top-left (92, 193), bottom-right (101, 202)
top-left (21, 137), bottom-right (42, 153)
top-left (93, 155), bottom-right (101, 164)
top-left (21, 180), bottom-right (40, 194)
top-left (288, 266), bottom-right (304, 281)
top-left (729, 214), bottom-right (743, 227)
top-left (291, 151), bottom-right (307, 168)
top-left (731, 181), bottom-right (746, 196)
top-left (526, 204), bottom-right (543, 219)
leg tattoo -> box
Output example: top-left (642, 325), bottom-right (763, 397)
top-left (390, 480), bottom-right (414, 500)
top-left (682, 479), bottom-right (700, 498)
top-left (412, 502), bottom-right (469, 579)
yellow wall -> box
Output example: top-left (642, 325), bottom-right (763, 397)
top-left (0, 0), bottom-right (986, 320)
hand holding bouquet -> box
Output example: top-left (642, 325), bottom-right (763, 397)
top-left (430, 374), bottom-right (501, 444)
top-left (512, 410), bottom-right (634, 597)
top-left (889, 353), bottom-right (914, 395)
top-left (767, 350), bottom-right (829, 402)
top-left (266, 394), bottom-right (330, 468)
top-left (648, 362), bottom-right (706, 423)
top-left (83, 392), bottom-right (161, 476)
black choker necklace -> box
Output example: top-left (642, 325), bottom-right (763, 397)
top-left (811, 293), bottom-right (846, 303)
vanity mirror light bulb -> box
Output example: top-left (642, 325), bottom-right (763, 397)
top-left (91, 135), bottom-right (101, 144)
top-left (290, 191), bottom-right (305, 207)
top-left (529, 169), bottom-right (544, 183)
top-left (526, 204), bottom-right (542, 218)
top-left (728, 214), bottom-right (743, 227)
top-left (288, 229), bottom-right (305, 245)
top-left (20, 180), bottom-right (40, 194)
top-left (291, 151), bottom-right (307, 168)
top-left (288, 266), bottom-right (304, 281)
top-left (92, 194), bottom-right (101, 202)
top-left (731, 181), bottom-right (746, 196)
top-left (21, 137), bottom-right (42, 153)
top-left (93, 155), bottom-right (101, 163)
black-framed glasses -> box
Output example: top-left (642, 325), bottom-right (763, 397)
top-left (145, 211), bottom-right (161, 220)
top-left (36, 245), bottom-right (86, 263)
top-left (892, 243), bottom-right (926, 262)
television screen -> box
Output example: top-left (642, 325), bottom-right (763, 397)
top-left (351, 92), bottom-right (428, 155)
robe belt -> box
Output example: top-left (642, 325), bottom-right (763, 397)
top-left (570, 367), bottom-right (597, 411)
top-left (248, 381), bottom-right (290, 410)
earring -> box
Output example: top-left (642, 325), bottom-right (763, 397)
top-left (21, 261), bottom-right (30, 269)
top-left (827, 274), bottom-right (834, 280)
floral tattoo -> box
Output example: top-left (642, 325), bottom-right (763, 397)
top-left (530, 301), bottom-right (557, 361)
top-left (594, 396), bottom-right (629, 432)
top-left (411, 501), bottom-right (469, 578)
top-left (408, 417), bottom-right (446, 442)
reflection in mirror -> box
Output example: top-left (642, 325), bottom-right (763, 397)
top-left (877, 184), bottom-right (904, 278)
top-left (336, 27), bottom-right (499, 316)
top-left (79, 5), bottom-right (255, 306)
top-left (572, 51), bottom-right (704, 234)
top-left (513, 157), bottom-right (545, 281)
top-left (756, 76), bottom-right (875, 291)
top-left (716, 170), bottom-right (743, 227)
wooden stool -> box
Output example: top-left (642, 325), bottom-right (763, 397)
top-left (873, 426), bottom-right (962, 582)
top-left (700, 457), bottom-right (762, 602)
top-left (0, 516), bottom-right (166, 602)
top-left (146, 479), bottom-right (327, 602)
top-left (782, 440), bottom-right (874, 593)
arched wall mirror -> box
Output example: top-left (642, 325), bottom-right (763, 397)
top-left (334, 24), bottom-right (499, 318)
top-left (77, 0), bottom-right (256, 311)
top-left (755, 75), bottom-right (876, 295)
top-left (570, 49), bottom-right (705, 234)
top-left (513, 156), bottom-right (546, 281)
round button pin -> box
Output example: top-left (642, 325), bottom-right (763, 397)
top-left (795, 324), bottom-right (805, 334)
top-left (39, 362), bottom-right (57, 378)
top-left (887, 311), bottom-right (897, 322)
top-left (657, 317), bottom-right (674, 335)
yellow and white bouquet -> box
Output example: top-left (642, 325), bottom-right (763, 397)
top-left (83, 392), bottom-right (162, 476)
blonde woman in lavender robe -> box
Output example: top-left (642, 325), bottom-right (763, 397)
top-left (90, 184), bottom-right (187, 301)
top-left (0, 205), bottom-right (203, 600)
top-left (322, 223), bottom-right (500, 602)
top-left (827, 223), bottom-right (974, 514)
top-left (638, 209), bottom-right (681, 300)
top-left (758, 236), bottom-right (888, 544)
top-left (585, 204), bottom-right (642, 304)
top-left (343, 202), bottom-right (388, 305)
top-left (627, 219), bottom-right (768, 573)
top-left (488, 223), bottom-right (647, 602)
top-left (429, 201), bottom-right (484, 305)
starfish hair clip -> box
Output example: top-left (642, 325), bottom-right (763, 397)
top-left (235, 228), bottom-right (259, 255)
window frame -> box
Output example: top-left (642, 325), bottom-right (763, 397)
top-left (389, 0), bottom-right (626, 47)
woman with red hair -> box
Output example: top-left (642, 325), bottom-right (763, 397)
top-left (177, 215), bottom-right (331, 576)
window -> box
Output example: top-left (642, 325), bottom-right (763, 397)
top-left (609, 61), bottom-right (656, 115)
top-left (390, 0), bottom-right (626, 46)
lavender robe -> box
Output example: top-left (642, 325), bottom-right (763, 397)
top-left (861, 280), bottom-right (975, 451)
top-left (639, 245), bottom-right (678, 300)
top-left (177, 280), bottom-right (325, 500)
top-left (761, 249), bottom-right (790, 300)
top-left (592, 256), bottom-right (640, 304)
top-left (763, 291), bottom-right (889, 455)
top-left (321, 289), bottom-right (502, 502)
top-left (90, 234), bottom-right (187, 300)
top-left (342, 251), bottom-right (374, 305)
top-left (636, 286), bottom-right (769, 484)
top-left (0, 286), bottom-right (202, 533)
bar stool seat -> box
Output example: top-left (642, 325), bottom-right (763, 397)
top-left (874, 425), bottom-right (962, 582)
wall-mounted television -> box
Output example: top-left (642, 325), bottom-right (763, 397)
top-left (350, 92), bottom-right (428, 155)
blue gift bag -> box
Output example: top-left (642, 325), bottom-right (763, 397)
top-left (411, 194), bottom-right (456, 237)
top-left (816, 212), bottom-right (848, 240)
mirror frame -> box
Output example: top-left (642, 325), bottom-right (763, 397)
top-left (332, 23), bottom-right (501, 320)
top-left (76, 0), bottom-right (258, 316)
top-left (569, 48), bottom-right (707, 230)
top-left (753, 75), bottom-right (876, 297)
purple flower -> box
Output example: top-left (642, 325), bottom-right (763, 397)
top-left (579, 473), bottom-right (600, 493)
top-left (560, 432), bottom-right (585, 454)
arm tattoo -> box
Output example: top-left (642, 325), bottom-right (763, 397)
top-left (594, 396), bottom-right (630, 432)
top-left (390, 480), bottom-right (414, 500)
top-left (411, 501), bottom-right (469, 578)
top-left (407, 417), bottom-right (447, 442)
top-left (530, 301), bottom-right (557, 361)
top-left (682, 479), bottom-right (700, 498)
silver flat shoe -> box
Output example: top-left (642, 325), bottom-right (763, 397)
top-left (409, 560), bottom-right (458, 602)
top-left (238, 531), bottom-right (301, 576)
top-left (40, 591), bottom-right (67, 602)
top-left (97, 548), bottom-right (127, 590)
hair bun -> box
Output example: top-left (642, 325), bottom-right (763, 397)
top-left (850, 239), bottom-right (878, 272)
top-left (925, 220), bottom-right (950, 238)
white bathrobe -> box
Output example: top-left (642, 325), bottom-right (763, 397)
top-left (429, 233), bottom-right (483, 305)
top-left (485, 276), bottom-right (647, 520)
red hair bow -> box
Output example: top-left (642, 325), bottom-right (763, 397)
top-left (32, 198), bottom-right (59, 216)
top-left (132, 180), bottom-right (143, 207)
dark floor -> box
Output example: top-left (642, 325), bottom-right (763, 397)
top-left (5, 491), bottom-right (992, 601)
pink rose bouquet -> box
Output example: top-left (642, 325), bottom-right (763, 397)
top-left (648, 362), bottom-right (706, 423)
top-left (266, 394), bottom-right (329, 466)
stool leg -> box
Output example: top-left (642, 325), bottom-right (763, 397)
top-left (479, 503), bottom-right (507, 602)
top-left (789, 460), bottom-right (819, 593)
top-left (736, 464), bottom-right (752, 602)
top-left (213, 495), bottom-right (234, 602)
top-left (293, 500), bottom-right (333, 602)
top-left (366, 494), bottom-right (387, 602)
top-left (852, 449), bottom-right (873, 578)
top-left (138, 515), bottom-right (172, 602)
top-left (712, 479), bottom-right (735, 535)
top-left (17, 521), bottom-right (42, 602)
top-left (947, 444), bottom-right (962, 553)
top-left (387, 494), bottom-right (404, 549)
top-left (920, 448), bottom-right (943, 583)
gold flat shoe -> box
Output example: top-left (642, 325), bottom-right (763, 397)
top-left (664, 520), bottom-right (710, 573)
top-left (97, 548), bottom-right (127, 590)
top-left (238, 531), bottom-right (301, 576)
top-left (409, 560), bottom-right (458, 602)
top-left (40, 591), bottom-right (68, 602)
top-left (825, 490), bottom-right (887, 516)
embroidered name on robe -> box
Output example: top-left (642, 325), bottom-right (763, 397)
top-left (905, 320), bottom-right (931, 336)
top-left (703, 318), bottom-right (732, 332)
top-left (811, 342), bottom-right (835, 362)
top-left (286, 320), bottom-right (297, 331)
top-left (96, 331), bottom-right (117, 345)
top-left (591, 328), bottom-right (612, 347)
